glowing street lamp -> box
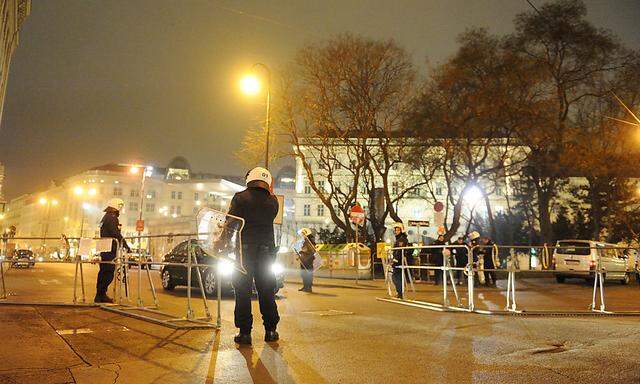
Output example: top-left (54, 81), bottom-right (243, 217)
top-left (239, 74), bottom-right (261, 96)
top-left (240, 63), bottom-right (272, 168)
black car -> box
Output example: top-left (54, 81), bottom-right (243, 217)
top-left (160, 240), bottom-right (285, 297)
top-left (11, 249), bottom-right (35, 268)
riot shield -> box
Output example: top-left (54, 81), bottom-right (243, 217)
top-left (195, 207), bottom-right (247, 274)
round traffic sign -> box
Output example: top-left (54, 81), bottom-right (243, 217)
top-left (434, 201), bottom-right (444, 212)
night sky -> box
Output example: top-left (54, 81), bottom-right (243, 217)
top-left (1, 0), bottom-right (638, 199)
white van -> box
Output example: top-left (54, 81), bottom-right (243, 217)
top-left (552, 240), bottom-right (630, 284)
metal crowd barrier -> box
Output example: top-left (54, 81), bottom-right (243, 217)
top-left (378, 243), bottom-right (640, 317)
top-left (0, 233), bottom-right (226, 329)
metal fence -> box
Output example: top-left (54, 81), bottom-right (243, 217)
top-left (378, 243), bottom-right (640, 316)
top-left (0, 233), bottom-right (231, 329)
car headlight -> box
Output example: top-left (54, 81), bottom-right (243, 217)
top-left (37, 256), bottom-right (44, 262)
top-left (218, 259), bottom-right (234, 277)
top-left (271, 262), bottom-right (284, 275)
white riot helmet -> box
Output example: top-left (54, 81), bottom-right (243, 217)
top-left (469, 231), bottom-right (481, 241)
top-left (298, 228), bottom-right (312, 237)
top-left (392, 222), bottom-right (404, 232)
top-left (106, 198), bottom-right (125, 211)
top-left (246, 167), bottom-right (273, 187)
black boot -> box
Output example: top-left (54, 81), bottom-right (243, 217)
top-left (234, 333), bottom-right (252, 345)
top-left (264, 330), bottom-right (279, 342)
top-left (94, 295), bottom-right (114, 304)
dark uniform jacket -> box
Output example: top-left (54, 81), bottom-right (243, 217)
top-left (452, 242), bottom-right (468, 267)
top-left (228, 186), bottom-right (279, 246)
top-left (392, 232), bottom-right (410, 268)
top-left (100, 209), bottom-right (130, 254)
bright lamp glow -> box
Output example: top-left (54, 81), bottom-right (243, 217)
top-left (82, 202), bottom-right (91, 210)
top-left (51, 199), bottom-right (59, 206)
top-left (240, 75), bottom-right (261, 95)
top-left (464, 186), bottom-right (483, 207)
top-left (129, 166), bottom-right (140, 174)
top-left (271, 262), bottom-right (284, 275)
top-left (39, 197), bottom-right (47, 205)
top-left (218, 259), bottom-right (234, 276)
top-left (73, 186), bottom-right (84, 196)
top-left (88, 188), bottom-right (97, 196)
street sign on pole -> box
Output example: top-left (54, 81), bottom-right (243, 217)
top-left (408, 220), bottom-right (430, 227)
top-left (349, 204), bottom-right (365, 226)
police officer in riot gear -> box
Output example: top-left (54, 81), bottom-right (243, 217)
top-left (95, 198), bottom-right (131, 303)
top-left (224, 167), bottom-right (280, 345)
top-left (391, 222), bottom-right (410, 298)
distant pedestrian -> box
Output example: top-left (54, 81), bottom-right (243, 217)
top-left (391, 222), bottom-right (410, 299)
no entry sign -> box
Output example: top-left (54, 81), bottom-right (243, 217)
top-left (349, 204), bottom-right (365, 225)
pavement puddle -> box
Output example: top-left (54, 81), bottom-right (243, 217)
top-left (302, 309), bottom-right (354, 316)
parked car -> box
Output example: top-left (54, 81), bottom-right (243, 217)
top-left (160, 239), bottom-right (285, 296)
top-left (127, 250), bottom-right (154, 269)
top-left (11, 249), bottom-right (35, 268)
top-left (553, 240), bottom-right (630, 284)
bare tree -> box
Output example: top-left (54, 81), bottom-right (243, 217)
top-left (505, 0), bottom-right (633, 243)
top-left (273, 34), bottom-right (423, 241)
top-left (406, 29), bottom-right (536, 241)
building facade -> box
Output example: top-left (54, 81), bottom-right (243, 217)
top-left (289, 140), bottom-right (524, 243)
top-left (0, 0), bottom-right (30, 124)
top-left (2, 158), bottom-right (244, 250)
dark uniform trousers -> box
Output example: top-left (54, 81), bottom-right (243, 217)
top-left (232, 243), bottom-right (280, 334)
top-left (96, 249), bottom-right (116, 297)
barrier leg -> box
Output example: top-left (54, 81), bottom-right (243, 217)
top-left (443, 263), bottom-right (448, 307)
top-left (505, 270), bottom-right (517, 311)
top-left (79, 261), bottom-right (86, 303)
top-left (467, 263), bottom-right (474, 311)
top-left (186, 240), bottom-right (194, 320)
top-left (192, 248), bottom-right (212, 320)
top-left (447, 264), bottom-right (460, 307)
top-left (598, 272), bottom-right (606, 312)
top-left (216, 265), bottom-right (221, 327)
top-left (137, 255), bottom-right (143, 307)
top-left (145, 265), bottom-right (159, 308)
top-left (0, 261), bottom-right (6, 300)
top-left (73, 257), bottom-right (79, 304)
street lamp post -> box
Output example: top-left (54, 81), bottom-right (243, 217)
top-left (130, 165), bottom-right (153, 250)
top-left (240, 63), bottom-right (272, 168)
top-left (73, 186), bottom-right (96, 237)
top-left (39, 197), bottom-right (59, 249)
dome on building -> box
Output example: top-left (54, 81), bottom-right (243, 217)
top-left (167, 156), bottom-right (191, 171)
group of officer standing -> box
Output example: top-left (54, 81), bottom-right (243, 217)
top-left (390, 224), bottom-right (498, 298)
